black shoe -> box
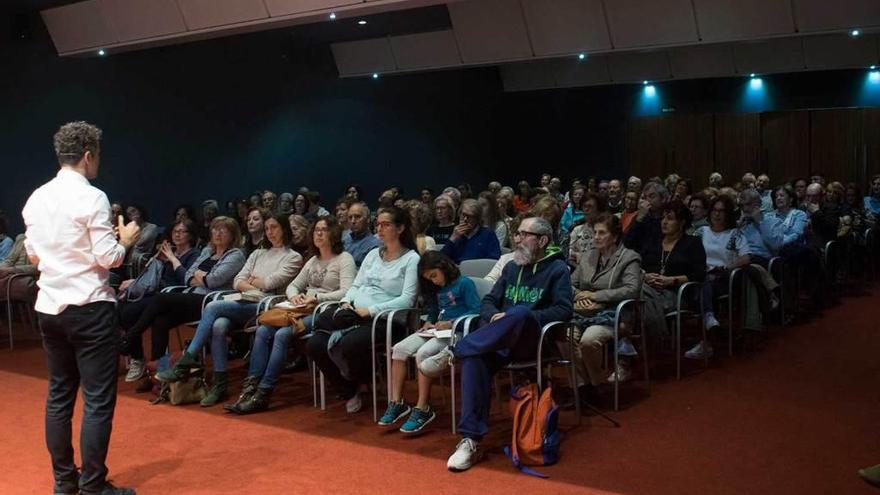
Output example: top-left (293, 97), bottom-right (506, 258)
top-left (232, 388), bottom-right (272, 415)
top-left (53, 473), bottom-right (80, 495)
top-left (81, 481), bottom-right (135, 495)
top-left (224, 376), bottom-right (260, 412)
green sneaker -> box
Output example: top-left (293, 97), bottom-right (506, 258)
top-left (378, 400), bottom-right (411, 426)
top-left (400, 405), bottom-right (436, 434)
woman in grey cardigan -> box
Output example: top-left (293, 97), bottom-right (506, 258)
top-left (120, 217), bottom-right (246, 366)
top-left (569, 212), bottom-right (642, 403)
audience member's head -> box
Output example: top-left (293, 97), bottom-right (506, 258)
top-left (539, 173), bottom-right (552, 188)
top-left (517, 180), bottom-right (532, 199)
top-left (405, 200), bottom-right (433, 236)
top-left (457, 183), bottom-right (473, 200)
top-left (641, 181), bottom-right (670, 214)
top-left (623, 190), bottom-right (639, 213)
top-left (580, 192), bottom-right (606, 223)
top-left (627, 176), bottom-right (642, 193)
top-left (287, 214), bottom-right (311, 252)
top-left (592, 212), bottom-right (623, 253)
top-left (125, 205), bottom-right (148, 225)
top-left (376, 206), bottom-right (417, 251)
top-left (170, 219), bottom-right (197, 250)
top-left (248, 192), bottom-right (262, 208)
top-left (607, 179), bottom-right (623, 202)
top-left (477, 191), bottom-right (501, 229)
top-left (708, 172), bottom-right (723, 188)
top-left (345, 184), bottom-right (363, 201)
top-left (674, 179), bottom-right (692, 202)
top-left (512, 217), bottom-right (553, 266)
top-left (209, 216), bottom-right (241, 252)
top-left (586, 177), bottom-right (598, 192)
top-left (497, 188), bottom-right (514, 217)
top-left (420, 188), bottom-right (434, 205)
top-left (805, 183), bottom-right (824, 206)
top-left (277, 193), bottom-right (294, 214)
top-left (265, 213), bottom-right (293, 248)
top-left (202, 200), bottom-right (220, 224)
top-left (709, 195), bottom-right (737, 231)
top-left (810, 174), bottom-right (826, 186)
top-left (826, 181), bottom-right (844, 206)
top-left (174, 204), bottom-right (196, 224)
top-left (111, 202), bottom-right (125, 221)
top-left (294, 192), bottom-right (310, 215)
top-left (773, 185), bottom-right (796, 211)
top-left (335, 198), bottom-right (351, 230)
top-left (738, 188), bottom-right (763, 218)
top-left (569, 186), bottom-right (586, 210)
top-left (871, 175), bottom-right (880, 198)
top-left (311, 215), bottom-right (344, 255)
top-left (417, 250), bottom-right (461, 297)
top-left (245, 207), bottom-right (270, 246)
top-left (719, 186), bottom-right (738, 202)
top-left (457, 199), bottom-right (483, 235)
top-left (549, 177), bottom-right (562, 194)
top-left (442, 187), bottom-right (462, 210)
top-left (664, 173), bottom-right (681, 193)
top-left (741, 173), bottom-right (757, 189)
top-left (261, 190), bottom-right (277, 211)
top-left (756, 174), bottom-right (771, 193)
top-left (530, 195), bottom-right (562, 232)
top-left (378, 189), bottom-right (396, 208)
top-left (688, 194), bottom-right (709, 223)
top-left (597, 180), bottom-right (610, 197)
top-left (487, 181), bottom-right (502, 195)
top-left (661, 200), bottom-right (692, 238)
top-left (790, 178), bottom-right (808, 203)
top-left (434, 195), bottom-right (455, 226)
top-left (347, 202), bottom-right (371, 235)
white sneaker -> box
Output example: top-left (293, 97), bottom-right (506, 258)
top-left (125, 359), bottom-right (146, 382)
top-left (684, 340), bottom-right (714, 360)
top-left (447, 438), bottom-right (483, 472)
top-left (345, 393), bottom-right (362, 414)
top-left (418, 346), bottom-right (454, 379)
top-left (704, 312), bottom-right (720, 330)
top-left (606, 362), bottom-right (632, 383)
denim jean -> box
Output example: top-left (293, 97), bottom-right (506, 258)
top-left (186, 299), bottom-right (258, 372)
top-left (249, 315), bottom-right (314, 390)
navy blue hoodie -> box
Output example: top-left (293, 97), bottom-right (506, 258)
top-left (480, 245), bottom-right (573, 326)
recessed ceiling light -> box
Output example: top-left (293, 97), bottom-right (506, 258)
top-left (329, 13), bottom-right (336, 20)
top-left (97, 49), bottom-right (106, 56)
top-left (578, 53), bottom-right (585, 60)
top-left (851, 28), bottom-right (861, 37)
top-left (372, 73), bottom-right (379, 79)
top-left (358, 20), bottom-right (367, 25)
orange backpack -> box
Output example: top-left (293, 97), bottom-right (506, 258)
top-left (504, 382), bottom-right (562, 478)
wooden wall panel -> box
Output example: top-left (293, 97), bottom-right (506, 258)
top-left (713, 113), bottom-right (760, 184)
top-left (810, 109), bottom-right (863, 185)
top-left (761, 111), bottom-right (810, 184)
top-left (628, 117), bottom-right (666, 180)
top-left (668, 114), bottom-right (714, 184)
top-left (861, 109), bottom-right (880, 185)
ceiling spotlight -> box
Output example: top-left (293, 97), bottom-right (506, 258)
top-left (642, 80), bottom-right (648, 85)
top-left (870, 71), bottom-right (880, 84)
top-left (850, 28), bottom-right (861, 37)
top-left (749, 73), bottom-right (756, 78)
top-left (329, 12), bottom-right (336, 20)
top-left (372, 73), bottom-right (379, 79)
top-left (358, 20), bottom-right (367, 25)
top-left (871, 65), bottom-right (877, 70)
top-left (577, 53), bottom-right (585, 60)
top-left (644, 84), bottom-right (656, 97)
top-left (750, 77), bottom-right (763, 90)
top-left (97, 49), bottom-right (106, 56)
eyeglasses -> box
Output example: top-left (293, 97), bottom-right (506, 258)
top-left (514, 230), bottom-right (543, 239)
top-left (313, 227), bottom-right (329, 233)
top-left (376, 221), bottom-right (395, 230)
top-left (460, 212), bottom-right (477, 220)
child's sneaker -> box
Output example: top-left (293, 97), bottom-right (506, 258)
top-left (378, 400), bottom-right (411, 426)
top-left (400, 406), bottom-right (436, 434)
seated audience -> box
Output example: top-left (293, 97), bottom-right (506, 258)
top-left (606, 179), bottom-right (624, 214)
top-left (420, 188), bottom-right (435, 205)
top-left (477, 191), bottom-right (508, 249)
top-left (687, 194), bottom-right (709, 235)
top-left (277, 193), bottom-right (294, 215)
top-left (791, 178), bottom-right (808, 209)
top-left (157, 213), bottom-right (302, 406)
top-left (735, 188), bottom-right (784, 266)
top-left (568, 192), bottom-right (606, 265)
top-left (619, 190), bottom-right (639, 234)
top-left (0, 216), bottom-right (13, 262)
top-left (201, 199), bottom-right (220, 242)
top-left (426, 195), bottom-right (456, 246)
top-left (560, 185), bottom-right (585, 237)
top-left (120, 216), bottom-right (246, 371)
top-left (512, 180), bottom-right (533, 213)
top-left (405, 200), bottom-right (437, 254)
top-left (118, 219), bottom-right (200, 382)
top-left (342, 202), bottom-right (381, 267)
top-left (756, 174), bottom-right (773, 213)
top-left (627, 176), bottom-right (643, 193)
top-left (709, 172), bottom-right (723, 188)
top-left (125, 204), bottom-right (159, 264)
top-left (769, 185), bottom-right (809, 252)
top-left (243, 207), bottom-right (269, 257)
top-left (288, 213), bottom-right (313, 259)
top-left (864, 174), bottom-right (880, 224)
top-left (673, 178), bottom-right (693, 205)
top-left (441, 199), bottom-right (501, 263)
top-left (335, 198), bottom-right (351, 231)
top-left (227, 216), bottom-right (355, 415)
top-left (687, 196), bottom-right (776, 359)
top-left (344, 184), bottom-right (363, 202)
top-left (418, 216), bottom-right (571, 471)
top-left (624, 181), bottom-right (668, 254)
top-left (380, 251), bottom-right (481, 433)
top-left (306, 206), bottom-right (420, 414)
top-left (262, 190), bottom-right (278, 212)
top-left (633, 201), bottom-right (706, 381)
top-left (569, 213), bottom-right (641, 403)
top-left (484, 215), bottom-right (524, 283)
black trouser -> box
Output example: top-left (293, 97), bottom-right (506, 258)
top-left (305, 307), bottom-right (407, 399)
top-left (38, 302), bottom-right (118, 494)
top-left (122, 292), bottom-right (204, 360)
top-left (118, 296), bottom-right (153, 360)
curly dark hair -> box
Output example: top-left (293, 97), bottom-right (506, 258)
top-left (661, 200), bottom-right (693, 231)
top-left (417, 250), bottom-right (461, 299)
top-left (54, 121), bottom-right (102, 165)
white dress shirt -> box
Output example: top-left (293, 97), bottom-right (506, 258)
top-left (22, 168), bottom-right (127, 315)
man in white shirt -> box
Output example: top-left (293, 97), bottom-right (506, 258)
top-left (22, 122), bottom-right (140, 495)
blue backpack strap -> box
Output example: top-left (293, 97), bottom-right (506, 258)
top-left (504, 446), bottom-right (549, 479)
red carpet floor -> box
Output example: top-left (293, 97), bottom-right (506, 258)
top-left (1, 288), bottom-right (878, 495)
